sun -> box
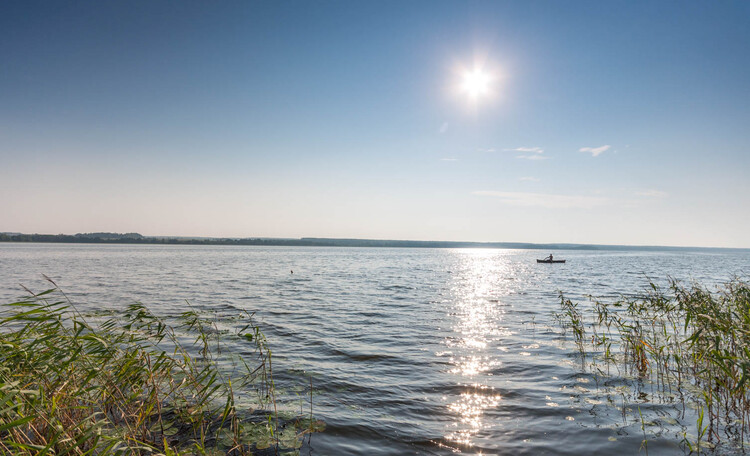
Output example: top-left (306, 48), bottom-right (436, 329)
top-left (461, 69), bottom-right (491, 99)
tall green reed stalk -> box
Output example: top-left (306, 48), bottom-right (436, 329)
top-left (558, 278), bottom-right (750, 453)
top-left (0, 281), bottom-right (321, 455)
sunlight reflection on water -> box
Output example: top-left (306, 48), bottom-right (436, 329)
top-left (444, 250), bottom-right (512, 447)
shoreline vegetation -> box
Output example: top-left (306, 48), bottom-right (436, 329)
top-left (0, 232), bottom-right (745, 252)
top-left (0, 279), bottom-right (322, 455)
top-left (558, 277), bottom-right (750, 454)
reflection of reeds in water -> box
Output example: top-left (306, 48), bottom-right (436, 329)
top-left (0, 279), bottom-right (322, 455)
top-left (558, 278), bottom-right (750, 454)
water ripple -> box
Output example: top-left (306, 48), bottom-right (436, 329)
top-left (0, 244), bottom-right (747, 455)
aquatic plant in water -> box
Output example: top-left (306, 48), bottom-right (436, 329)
top-left (0, 280), bottom-right (323, 455)
top-left (558, 278), bottom-right (750, 454)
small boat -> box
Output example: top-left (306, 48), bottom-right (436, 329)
top-left (537, 259), bottom-right (566, 264)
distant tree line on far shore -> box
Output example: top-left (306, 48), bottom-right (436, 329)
top-left (0, 232), bottom-right (326, 246)
top-left (0, 232), bottom-right (744, 253)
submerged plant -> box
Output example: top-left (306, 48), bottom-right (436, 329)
top-left (0, 281), bottom-right (322, 455)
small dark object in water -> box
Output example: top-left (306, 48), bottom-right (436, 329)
top-left (537, 259), bottom-right (566, 264)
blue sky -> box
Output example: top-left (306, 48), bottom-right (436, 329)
top-left (2, 1), bottom-right (749, 247)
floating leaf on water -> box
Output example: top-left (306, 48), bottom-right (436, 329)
top-left (255, 433), bottom-right (273, 450)
top-left (216, 428), bottom-right (235, 448)
top-left (279, 427), bottom-right (302, 449)
top-left (162, 424), bottom-right (178, 436)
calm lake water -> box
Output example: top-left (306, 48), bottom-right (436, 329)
top-left (1, 243), bottom-right (749, 455)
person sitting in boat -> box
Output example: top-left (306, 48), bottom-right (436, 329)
top-left (544, 254), bottom-right (553, 261)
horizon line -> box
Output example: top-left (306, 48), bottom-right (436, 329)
top-left (1, 231), bottom-right (748, 251)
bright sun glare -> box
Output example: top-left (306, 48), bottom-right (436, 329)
top-left (461, 69), bottom-right (491, 99)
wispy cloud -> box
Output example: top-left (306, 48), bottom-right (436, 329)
top-left (635, 189), bottom-right (668, 198)
top-left (579, 145), bottom-right (611, 157)
top-left (473, 191), bottom-right (608, 209)
top-left (503, 146), bottom-right (546, 160)
top-left (504, 147), bottom-right (544, 153)
top-left (516, 154), bottom-right (549, 160)
top-left (519, 177), bottom-right (539, 182)
top-left (439, 122), bottom-right (449, 134)
top-left (440, 158), bottom-right (459, 162)
top-left (477, 147), bottom-right (496, 153)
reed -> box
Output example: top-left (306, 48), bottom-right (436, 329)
top-left (558, 278), bottom-right (750, 453)
top-left (0, 281), bottom-right (321, 455)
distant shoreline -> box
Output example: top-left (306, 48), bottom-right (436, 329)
top-left (1, 232), bottom-right (747, 252)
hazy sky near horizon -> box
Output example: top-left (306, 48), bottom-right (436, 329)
top-left (2, 1), bottom-right (749, 247)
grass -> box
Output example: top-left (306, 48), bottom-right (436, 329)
top-left (557, 277), bottom-right (750, 454)
top-left (0, 279), bottom-right (322, 455)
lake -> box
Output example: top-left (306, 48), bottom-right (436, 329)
top-left (1, 243), bottom-right (749, 455)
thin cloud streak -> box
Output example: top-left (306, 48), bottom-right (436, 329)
top-left (473, 191), bottom-right (608, 209)
top-left (519, 177), bottom-right (539, 182)
top-left (440, 158), bottom-right (459, 161)
top-left (504, 147), bottom-right (543, 153)
top-left (516, 155), bottom-right (549, 160)
top-left (579, 145), bottom-right (611, 157)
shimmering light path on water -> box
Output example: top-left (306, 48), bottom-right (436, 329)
top-left (1, 244), bottom-right (748, 454)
